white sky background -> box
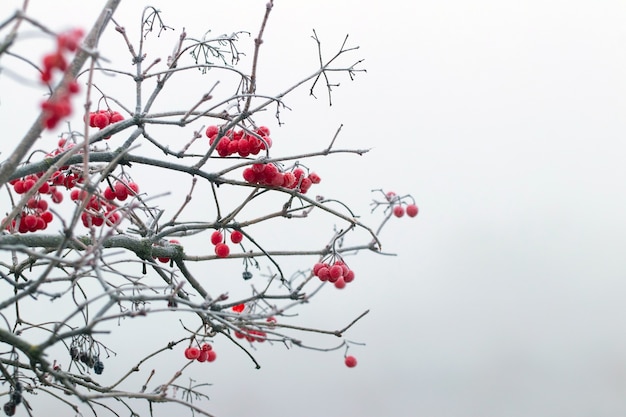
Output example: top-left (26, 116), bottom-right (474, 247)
top-left (3, 1), bottom-right (626, 416)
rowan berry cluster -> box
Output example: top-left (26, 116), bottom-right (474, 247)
top-left (242, 163), bottom-right (320, 193)
top-left (40, 28), bottom-right (84, 130)
top-left (313, 259), bottom-right (355, 289)
top-left (184, 343), bottom-right (217, 363)
top-left (210, 229), bottom-right (244, 258)
top-left (206, 125), bottom-right (272, 157)
top-left (88, 109), bottom-right (125, 139)
top-left (70, 188), bottom-right (121, 227)
top-left (6, 174), bottom-right (61, 233)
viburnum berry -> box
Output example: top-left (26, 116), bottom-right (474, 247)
top-left (230, 230), bottom-right (243, 244)
top-left (393, 205), bottom-right (405, 218)
top-left (103, 186), bottom-right (116, 200)
top-left (109, 111), bottom-right (124, 124)
top-left (308, 172), bottom-right (321, 184)
top-left (114, 181), bottom-right (129, 201)
top-left (316, 266), bottom-right (330, 282)
top-left (406, 204), bottom-right (419, 217)
top-left (210, 230), bottom-right (223, 245)
top-left (312, 262), bottom-right (326, 276)
top-left (206, 125), bottom-right (219, 139)
top-left (232, 304), bottom-right (245, 313)
top-left (197, 350), bottom-right (208, 362)
top-left (215, 243), bottom-right (230, 258)
top-left (207, 350), bottom-right (217, 362)
top-left (344, 355), bottom-right (357, 368)
top-left (184, 347), bottom-right (201, 360)
top-left (329, 264), bottom-right (343, 280)
top-left (343, 269), bottom-right (355, 283)
top-left (334, 277), bottom-right (346, 289)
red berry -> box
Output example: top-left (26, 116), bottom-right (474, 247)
top-left (345, 355), bottom-right (357, 368)
top-left (299, 177), bottom-right (312, 193)
top-left (308, 172), bottom-right (321, 184)
top-left (109, 111), bottom-right (124, 123)
top-left (23, 215), bottom-right (37, 230)
top-left (257, 126), bottom-right (270, 136)
top-left (317, 267), bottom-right (330, 282)
top-left (282, 172), bottom-right (297, 188)
top-left (67, 80), bottom-right (80, 94)
top-left (201, 343), bottom-right (213, 351)
top-left (334, 277), bottom-right (346, 289)
top-left (406, 204), bottom-right (418, 217)
top-left (114, 182), bottom-right (128, 200)
top-left (51, 190), bottom-right (63, 204)
top-left (41, 211), bottom-right (53, 223)
top-left (393, 205), bottom-right (405, 218)
top-left (215, 243), bottom-right (230, 258)
top-left (37, 199), bottom-right (48, 211)
top-left (385, 191), bottom-right (397, 202)
top-left (242, 167), bottom-right (257, 183)
top-left (206, 350), bottom-right (217, 362)
top-left (312, 262), bottom-right (326, 276)
top-left (197, 350), bottom-right (208, 362)
top-left (13, 180), bottom-right (25, 194)
top-left (38, 182), bottom-right (50, 194)
top-left (329, 265), bottom-right (343, 280)
top-left (205, 125), bottom-right (219, 139)
top-left (184, 347), bottom-right (201, 360)
top-left (230, 230), bottom-right (243, 244)
top-left (232, 304), bottom-right (245, 313)
top-left (93, 112), bottom-right (110, 129)
top-left (210, 230), bottom-right (223, 245)
top-left (127, 182), bottom-right (139, 195)
top-left (103, 186), bottom-right (116, 200)
top-left (343, 269), bottom-right (355, 283)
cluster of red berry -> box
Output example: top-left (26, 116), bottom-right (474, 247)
top-left (313, 259), bottom-right (355, 289)
top-left (386, 192), bottom-right (419, 218)
top-left (40, 29), bottom-right (84, 129)
top-left (4, 204), bottom-right (53, 233)
top-left (6, 175), bottom-right (62, 233)
top-left (210, 229), bottom-right (243, 258)
top-left (206, 125), bottom-right (272, 157)
top-left (242, 164), bottom-right (320, 193)
top-left (88, 109), bottom-right (124, 139)
top-left (184, 343), bottom-right (217, 363)
top-left (70, 189), bottom-right (121, 227)
top-left (102, 180), bottom-right (140, 202)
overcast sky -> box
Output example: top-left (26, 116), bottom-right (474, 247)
top-left (4, 1), bottom-right (626, 416)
